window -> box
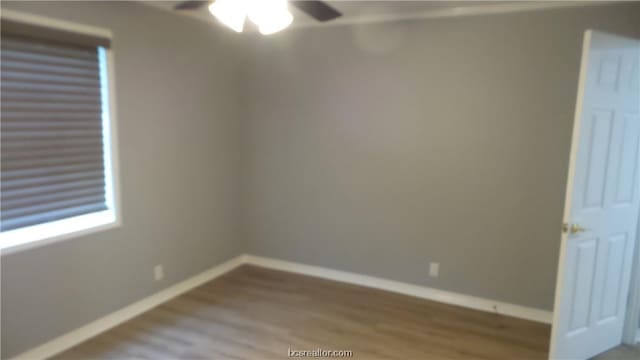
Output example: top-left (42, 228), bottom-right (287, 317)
top-left (0, 11), bottom-right (119, 252)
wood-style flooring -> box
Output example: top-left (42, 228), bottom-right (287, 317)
top-left (54, 265), bottom-right (551, 359)
top-left (592, 344), bottom-right (640, 360)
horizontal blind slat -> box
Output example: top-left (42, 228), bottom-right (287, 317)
top-left (2, 102), bottom-right (101, 112)
top-left (2, 177), bottom-right (104, 199)
top-left (2, 187), bottom-right (105, 209)
top-left (2, 72), bottom-right (100, 87)
top-left (1, 149), bottom-right (102, 164)
top-left (1, 163), bottom-right (103, 181)
top-left (2, 171), bottom-right (105, 191)
top-left (2, 112), bottom-right (103, 121)
top-left (1, 49), bottom-right (99, 69)
top-left (1, 90), bottom-right (102, 103)
top-left (2, 166), bottom-right (103, 180)
top-left (1, 81), bottom-right (101, 95)
top-left (2, 128), bottom-right (102, 138)
top-left (1, 195), bottom-right (106, 221)
top-left (1, 203), bottom-right (108, 231)
top-left (1, 137), bottom-right (104, 151)
top-left (2, 59), bottom-right (101, 78)
top-left (1, 37), bottom-right (98, 60)
top-left (1, 154), bottom-right (103, 171)
top-left (1, 121), bottom-right (102, 130)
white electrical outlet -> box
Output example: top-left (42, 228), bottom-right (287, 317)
top-left (429, 262), bottom-right (439, 278)
top-left (154, 264), bottom-right (164, 281)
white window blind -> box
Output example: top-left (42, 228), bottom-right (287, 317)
top-left (1, 19), bottom-right (113, 233)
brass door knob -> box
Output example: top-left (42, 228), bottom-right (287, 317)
top-left (570, 224), bottom-right (587, 233)
top-left (562, 223), bottom-right (587, 234)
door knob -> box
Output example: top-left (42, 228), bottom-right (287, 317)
top-left (563, 223), bottom-right (587, 234)
top-left (570, 224), bottom-right (587, 234)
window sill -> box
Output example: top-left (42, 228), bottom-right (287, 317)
top-left (0, 210), bottom-right (119, 255)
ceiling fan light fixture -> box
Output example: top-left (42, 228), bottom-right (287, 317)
top-left (208, 0), bottom-right (247, 33)
top-left (256, 10), bottom-right (293, 35)
top-left (247, 0), bottom-right (293, 35)
top-left (175, 0), bottom-right (342, 32)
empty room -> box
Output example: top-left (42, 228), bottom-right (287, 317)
top-left (1, 1), bottom-right (640, 359)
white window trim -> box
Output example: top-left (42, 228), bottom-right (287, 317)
top-left (0, 10), bottom-right (121, 255)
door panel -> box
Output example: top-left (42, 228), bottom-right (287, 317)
top-left (550, 31), bottom-right (640, 360)
top-left (599, 234), bottom-right (626, 320)
top-left (581, 110), bottom-right (613, 209)
top-left (566, 238), bottom-right (598, 334)
top-left (613, 115), bottom-right (639, 204)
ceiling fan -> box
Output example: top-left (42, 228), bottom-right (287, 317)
top-left (174, 0), bottom-right (342, 34)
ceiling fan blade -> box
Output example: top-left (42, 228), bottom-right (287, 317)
top-left (290, 0), bottom-right (342, 22)
top-left (174, 0), bottom-right (209, 11)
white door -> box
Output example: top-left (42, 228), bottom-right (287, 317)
top-left (550, 30), bottom-right (640, 360)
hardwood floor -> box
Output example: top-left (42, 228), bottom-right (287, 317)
top-left (54, 265), bottom-right (550, 359)
top-left (592, 344), bottom-right (640, 360)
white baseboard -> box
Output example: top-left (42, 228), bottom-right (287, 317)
top-left (10, 255), bottom-right (246, 360)
top-left (12, 253), bottom-right (552, 360)
top-left (243, 255), bottom-right (553, 324)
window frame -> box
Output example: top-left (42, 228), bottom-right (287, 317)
top-left (0, 10), bottom-right (121, 255)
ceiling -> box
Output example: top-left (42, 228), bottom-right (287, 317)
top-left (144, 1), bottom-right (589, 30)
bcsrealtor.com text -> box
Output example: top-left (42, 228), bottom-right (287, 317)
top-left (288, 347), bottom-right (353, 358)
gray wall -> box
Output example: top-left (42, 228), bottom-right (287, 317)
top-left (241, 3), bottom-right (640, 311)
top-left (2, 1), bottom-right (640, 358)
top-left (0, 1), bottom-right (245, 358)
